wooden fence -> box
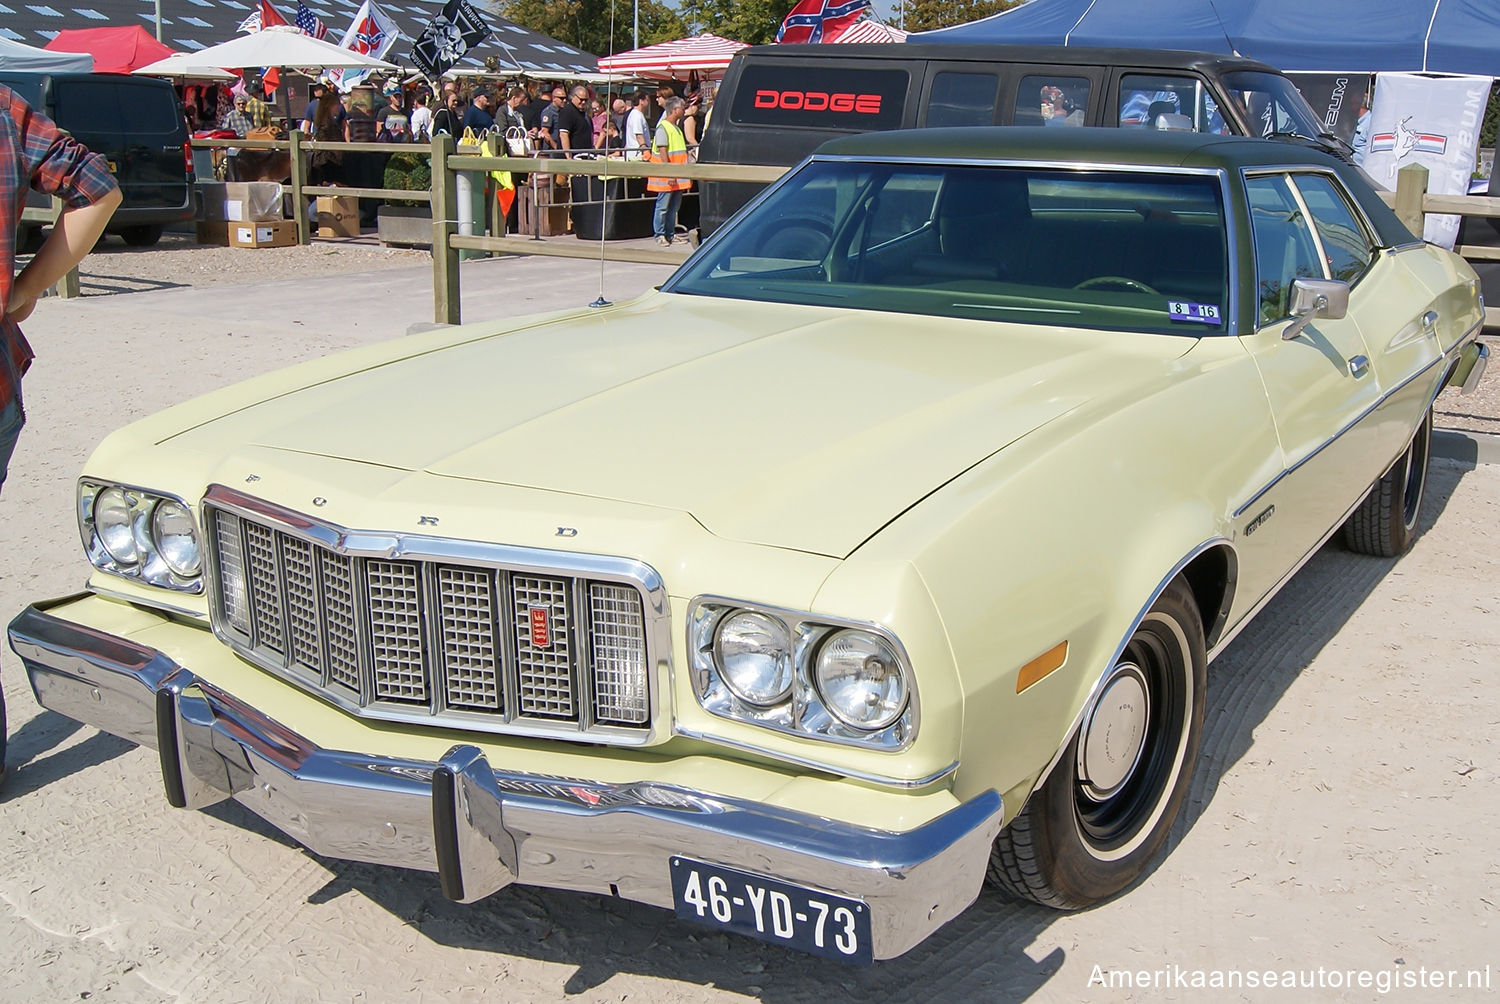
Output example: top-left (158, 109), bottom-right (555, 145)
top-left (46, 137), bottom-right (1490, 330)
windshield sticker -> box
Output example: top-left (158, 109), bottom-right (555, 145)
top-left (1168, 301), bottom-right (1222, 323)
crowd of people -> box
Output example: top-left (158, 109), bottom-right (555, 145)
top-left (194, 72), bottom-right (712, 242)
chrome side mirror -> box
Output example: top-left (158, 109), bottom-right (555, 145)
top-left (1282, 277), bottom-right (1350, 340)
top-left (1154, 112), bottom-right (1194, 132)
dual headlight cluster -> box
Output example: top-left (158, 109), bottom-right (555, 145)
top-left (688, 599), bottom-right (915, 749)
top-left (78, 480), bottom-right (203, 592)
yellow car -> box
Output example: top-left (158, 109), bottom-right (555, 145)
top-left (8, 128), bottom-right (1486, 963)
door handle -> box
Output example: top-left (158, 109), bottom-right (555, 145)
top-left (1422, 310), bottom-right (1439, 333)
top-left (1348, 354), bottom-right (1370, 378)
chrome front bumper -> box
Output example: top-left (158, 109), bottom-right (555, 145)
top-left (8, 599), bottom-right (1003, 961)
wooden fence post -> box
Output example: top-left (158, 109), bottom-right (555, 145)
top-left (431, 133), bottom-right (461, 325)
top-left (288, 128), bottom-right (309, 245)
top-left (54, 197), bottom-right (80, 299)
top-left (1394, 162), bottom-right (1429, 238)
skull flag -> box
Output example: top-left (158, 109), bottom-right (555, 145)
top-left (411, 0), bottom-right (492, 81)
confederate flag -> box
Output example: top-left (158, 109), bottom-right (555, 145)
top-left (776, 0), bottom-right (871, 44)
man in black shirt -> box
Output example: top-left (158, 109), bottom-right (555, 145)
top-left (558, 85), bottom-right (594, 154)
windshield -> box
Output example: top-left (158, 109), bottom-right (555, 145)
top-left (670, 160), bottom-right (1230, 335)
top-left (1222, 71), bottom-right (1327, 140)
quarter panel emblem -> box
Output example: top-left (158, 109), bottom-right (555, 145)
top-left (418, 515), bottom-right (439, 526)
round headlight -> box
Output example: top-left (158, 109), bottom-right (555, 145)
top-left (814, 629), bottom-right (907, 731)
top-left (94, 487), bottom-right (140, 565)
top-left (713, 610), bottom-right (794, 706)
top-left (151, 499), bottom-right (201, 577)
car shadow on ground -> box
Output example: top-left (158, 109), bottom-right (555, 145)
top-left (8, 460), bottom-right (1476, 1000)
top-left (0, 708), bottom-right (134, 803)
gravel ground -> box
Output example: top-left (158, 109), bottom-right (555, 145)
top-left (71, 229), bottom-right (430, 296)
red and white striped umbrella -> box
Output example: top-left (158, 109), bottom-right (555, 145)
top-left (827, 20), bottom-right (909, 43)
top-left (597, 33), bottom-right (748, 80)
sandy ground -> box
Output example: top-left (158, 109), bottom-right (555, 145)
top-left (1, 235), bottom-right (1498, 1002)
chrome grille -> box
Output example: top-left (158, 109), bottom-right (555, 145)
top-left (513, 575), bottom-right (574, 719)
top-left (439, 566), bottom-right (501, 711)
top-left (204, 492), bottom-right (662, 742)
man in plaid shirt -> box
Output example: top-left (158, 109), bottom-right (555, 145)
top-left (1, 82), bottom-right (121, 495)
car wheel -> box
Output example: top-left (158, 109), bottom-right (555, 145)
top-left (1343, 407), bottom-right (1432, 558)
top-left (119, 224), bottom-right (164, 248)
top-left (18, 225), bottom-right (44, 255)
top-left (988, 577), bottom-right (1206, 908)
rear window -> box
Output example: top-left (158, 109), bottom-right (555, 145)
top-left (54, 81), bottom-right (180, 136)
top-left (728, 64), bottom-right (907, 131)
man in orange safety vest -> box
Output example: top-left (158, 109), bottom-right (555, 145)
top-left (647, 96), bottom-right (689, 247)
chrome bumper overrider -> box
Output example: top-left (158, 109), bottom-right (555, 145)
top-left (8, 600), bottom-right (1003, 961)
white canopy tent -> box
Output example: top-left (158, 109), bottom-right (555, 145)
top-left (0, 36), bottom-right (94, 73)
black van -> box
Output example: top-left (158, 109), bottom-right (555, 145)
top-left (2, 72), bottom-right (194, 247)
top-left (698, 43), bottom-right (1346, 235)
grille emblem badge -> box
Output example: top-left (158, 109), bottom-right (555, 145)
top-left (529, 606), bottom-right (552, 648)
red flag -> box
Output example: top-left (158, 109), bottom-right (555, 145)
top-left (260, 0), bottom-right (290, 28)
top-left (776, 0), bottom-right (870, 44)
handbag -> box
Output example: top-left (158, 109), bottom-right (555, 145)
top-left (505, 125), bottom-right (532, 157)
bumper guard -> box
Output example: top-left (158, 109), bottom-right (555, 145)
top-left (8, 600), bottom-right (1003, 960)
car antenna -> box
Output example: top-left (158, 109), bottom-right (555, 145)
top-left (590, 4), bottom-right (621, 309)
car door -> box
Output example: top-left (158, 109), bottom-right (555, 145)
top-left (1237, 170), bottom-right (1386, 570)
top-left (1290, 171), bottom-right (1444, 469)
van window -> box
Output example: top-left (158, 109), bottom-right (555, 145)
top-left (728, 64), bottom-right (907, 131)
top-left (924, 72), bottom-right (999, 127)
top-left (1222, 70), bottom-right (1326, 140)
top-left (1016, 75), bottom-right (1090, 127)
top-left (53, 81), bottom-right (180, 135)
top-left (1119, 74), bottom-right (1226, 133)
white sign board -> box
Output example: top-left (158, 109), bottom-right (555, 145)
top-left (1362, 72), bottom-right (1491, 249)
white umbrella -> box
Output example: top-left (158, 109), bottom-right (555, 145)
top-left (181, 25), bottom-right (396, 72)
top-left (132, 53), bottom-right (239, 82)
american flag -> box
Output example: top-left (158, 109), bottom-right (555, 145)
top-left (296, 0), bottom-right (329, 40)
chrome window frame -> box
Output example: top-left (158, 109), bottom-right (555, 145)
top-left (200, 484), bottom-right (671, 746)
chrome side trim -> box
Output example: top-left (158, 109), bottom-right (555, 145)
top-left (1206, 485), bottom-right (1373, 662)
top-left (1232, 330), bottom-right (1474, 519)
top-left (1031, 536), bottom-right (1230, 794)
top-left (7, 601), bottom-right (1002, 961)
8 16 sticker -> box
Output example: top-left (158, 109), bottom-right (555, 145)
top-left (1168, 301), bottom-right (1222, 323)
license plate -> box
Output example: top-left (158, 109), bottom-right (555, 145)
top-left (669, 856), bottom-right (872, 964)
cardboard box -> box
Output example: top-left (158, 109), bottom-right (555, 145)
top-left (228, 219), bottom-right (297, 249)
top-left (198, 180), bottom-right (284, 223)
top-left (317, 195), bottom-right (361, 237)
top-left (194, 220), bottom-right (230, 246)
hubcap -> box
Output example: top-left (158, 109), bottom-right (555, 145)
top-left (1078, 663), bottom-right (1151, 801)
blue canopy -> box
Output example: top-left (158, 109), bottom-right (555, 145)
top-left (912, 0), bottom-right (1500, 76)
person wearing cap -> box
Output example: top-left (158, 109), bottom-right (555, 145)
top-left (240, 75), bottom-right (271, 130)
top-left (463, 88), bottom-right (495, 132)
top-left (222, 93), bottom-right (252, 139)
top-left (375, 84), bottom-right (409, 142)
top-left (300, 79), bottom-right (329, 134)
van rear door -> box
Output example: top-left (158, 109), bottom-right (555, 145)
top-left (699, 52), bottom-right (919, 235)
top-left (50, 77), bottom-right (191, 214)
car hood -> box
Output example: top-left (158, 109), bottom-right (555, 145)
top-left (165, 293), bottom-right (1193, 557)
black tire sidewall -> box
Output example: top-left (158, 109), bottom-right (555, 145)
top-left (1026, 579), bottom-right (1207, 906)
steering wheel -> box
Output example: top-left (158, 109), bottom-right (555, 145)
top-left (1074, 275), bottom-right (1160, 295)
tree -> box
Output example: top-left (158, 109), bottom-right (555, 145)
top-left (893, 0), bottom-right (1024, 34)
top-left (678, 0), bottom-right (799, 46)
top-left (490, 0), bottom-right (688, 57)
